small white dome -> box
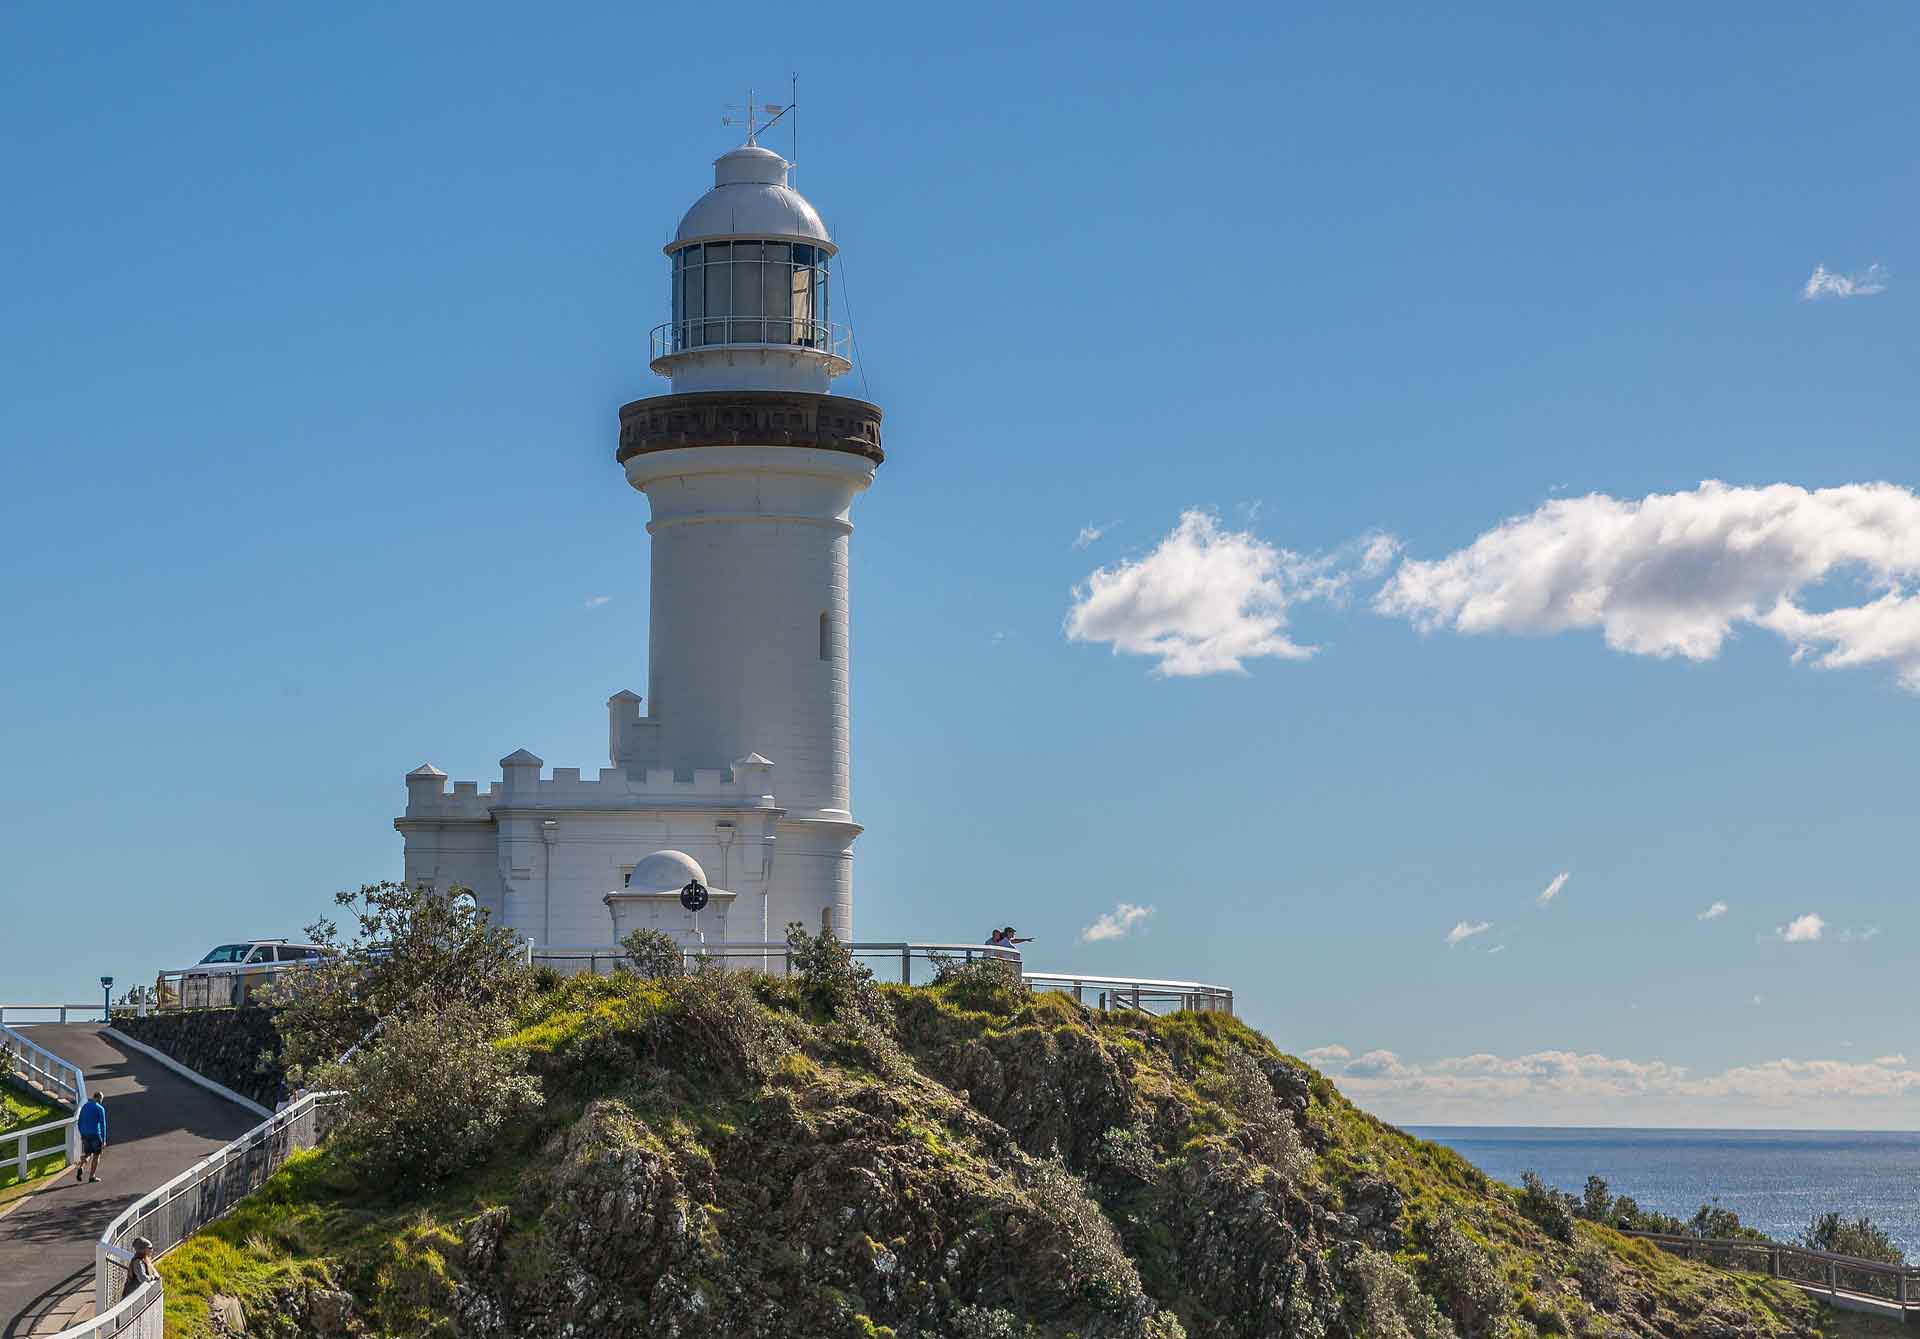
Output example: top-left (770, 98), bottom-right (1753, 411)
top-left (672, 145), bottom-right (834, 251)
top-left (626, 849), bottom-right (708, 894)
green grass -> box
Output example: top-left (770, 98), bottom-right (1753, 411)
top-left (0, 1078), bottom-right (69, 1193)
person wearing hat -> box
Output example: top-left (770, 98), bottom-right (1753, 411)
top-left (1000, 927), bottom-right (1032, 949)
top-left (123, 1237), bottom-right (157, 1299)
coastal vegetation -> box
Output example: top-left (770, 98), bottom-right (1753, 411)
top-left (0, 1076), bottom-right (67, 1194)
top-left (145, 885), bottom-right (1908, 1339)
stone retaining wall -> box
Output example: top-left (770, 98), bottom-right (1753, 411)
top-left (116, 1008), bottom-right (287, 1109)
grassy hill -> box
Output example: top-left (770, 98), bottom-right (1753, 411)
top-left (158, 966), bottom-right (1905, 1338)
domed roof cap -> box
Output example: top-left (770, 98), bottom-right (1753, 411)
top-left (672, 145), bottom-right (833, 252)
top-left (627, 849), bottom-right (709, 894)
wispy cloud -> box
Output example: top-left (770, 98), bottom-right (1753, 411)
top-left (1841, 925), bottom-right (1882, 943)
top-left (1375, 481), bottom-right (1920, 692)
top-left (1802, 263), bottom-right (1887, 301)
top-left (1303, 1044), bottom-right (1351, 1065)
top-left (1312, 1046), bottom-right (1920, 1127)
top-left (1697, 901), bottom-right (1729, 921)
top-left (1073, 521), bottom-right (1116, 550)
top-left (1445, 920), bottom-right (1492, 948)
top-left (1776, 913), bottom-right (1826, 944)
top-left (1536, 872), bottom-right (1570, 907)
top-left (1066, 510), bottom-right (1398, 677)
top-left (584, 594), bottom-right (613, 609)
top-left (1080, 902), bottom-right (1154, 943)
top-left (1487, 944), bottom-right (1508, 956)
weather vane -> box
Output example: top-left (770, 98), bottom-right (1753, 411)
top-left (722, 77), bottom-right (800, 175)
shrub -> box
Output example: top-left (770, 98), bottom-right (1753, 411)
top-left (1202, 1045), bottom-right (1312, 1185)
top-left (1340, 1244), bottom-right (1458, 1339)
top-left (1096, 1123), bottom-right (1160, 1183)
top-left (654, 969), bottom-right (793, 1083)
top-left (1518, 1171), bottom-right (1577, 1244)
top-left (1571, 1242), bottom-right (1619, 1310)
top-left (947, 1306), bottom-right (1032, 1339)
top-left (1800, 1211), bottom-right (1906, 1265)
top-left (310, 999), bottom-right (540, 1192)
top-left (932, 954), bottom-right (1026, 1013)
top-left (1419, 1213), bottom-right (1512, 1339)
top-left (1024, 1154), bottom-right (1145, 1310)
top-left (1686, 1198), bottom-right (1768, 1242)
top-left (620, 928), bottom-right (684, 980)
top-left (784, 922), bottom-right (891, 1028)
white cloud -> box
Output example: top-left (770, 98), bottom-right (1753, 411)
top-left (1080, 902), bottom-right (1154, 943)
top-left (1802, 263), bottom-right (1887, 301)
top-left (1066, 511), bottom-right (1395, 677)
top-left (1698, 901), bottom-right (1729, 921)
top-left (584, 594), bottom-right (613, 609)
top-left (1536, 872), bottom-right (1570, 907)
top-left (1444, 919), bottom-right (1492, 947)
top-left (1777, 913), bottom-right (1826, 943)
top-left (1303, 1044), bottom-right (1351, 1065)
top-left (1487, 944), bottom-right (1507, 955)
top-left (1073, 521), bottom-right (1115, 550)
top-left (1841, 925), bottom-right (1882, 943)
top-left (1751, 994), bottom-right (1764, 1007)
top-left (1375, 481), bottom-right (1920, 691)
top-left (1314, 1046), bottom-right (1920, 1127)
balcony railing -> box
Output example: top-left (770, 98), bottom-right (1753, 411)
top-left (649, 317), bottom-right (852, 368)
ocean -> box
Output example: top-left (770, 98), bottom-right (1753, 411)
top-left (1411, 1126), bottom-right (1920, 1259)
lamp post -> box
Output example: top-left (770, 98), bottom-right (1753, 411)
top-left (99, 976), bottom-right (114, 1020)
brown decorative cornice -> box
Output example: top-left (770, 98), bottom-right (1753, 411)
top-left (617, 391), bottom-right (884, 466)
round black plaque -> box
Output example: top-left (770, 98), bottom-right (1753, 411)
top-left (679, 879), bottom-right (710, 913)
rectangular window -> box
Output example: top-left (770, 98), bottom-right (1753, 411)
top-left (819, 610), bottom-right (831, 661)
top-left (705, 260), bottom-right (729, 343)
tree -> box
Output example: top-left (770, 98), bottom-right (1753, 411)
top-left (1518, 1171), bottom-right (1576, 1243)
top-left (273, 882), bottom-right (542, 1190)
top-left (1580, 1175), bottom-right (1613, 1224)
top-left (1800, 1212), bottom-right (1906, 1265)
top-left (272, 881), bottom-right (531, 1082)
top-left (620, 927), bottom-right (685, 980)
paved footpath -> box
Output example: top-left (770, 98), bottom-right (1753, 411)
top-left (0, 1026), bottom-right (258, 1337)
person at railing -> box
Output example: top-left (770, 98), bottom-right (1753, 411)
top-left (122, 1236), bottom-right (157, 1300)
top-left (76, 1089), bottom-right (107, 1183)
top-left (1000, 927), bottom-right (1032, 949)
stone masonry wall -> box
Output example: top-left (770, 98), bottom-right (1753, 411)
top-left (117, 1008), bottom-right (287, 1109)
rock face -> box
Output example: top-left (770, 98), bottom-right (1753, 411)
top-left (175, 977), bottom-right (1847, 1339)
top-left (117, 1007), bottom-right (285, 1108)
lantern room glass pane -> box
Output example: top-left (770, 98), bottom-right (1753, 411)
top-left (790, 263), bottom-right (813, 337)
top-left (732, 257), bottom-right (764, 340)
top-left (765, 257), bottom-right (791, 340)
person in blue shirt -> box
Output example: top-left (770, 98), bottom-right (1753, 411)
top-left (75, 1090), bottom-right (107, 1183)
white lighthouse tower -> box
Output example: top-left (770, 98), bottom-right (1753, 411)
top-left (395, 131), bottom-right (882, 949)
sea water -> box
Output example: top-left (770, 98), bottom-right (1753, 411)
top-left (1411, 1127), bottom-right (1920, 1258)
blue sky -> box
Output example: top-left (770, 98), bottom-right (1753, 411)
top-left (2, 2), bottom-right (1914, 1127)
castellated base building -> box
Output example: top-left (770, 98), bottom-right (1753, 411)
top-left (396, 136), bottom-right (884, 952)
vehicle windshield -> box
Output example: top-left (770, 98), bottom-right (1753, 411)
top-left (198, 944), bottom-right (254, 964)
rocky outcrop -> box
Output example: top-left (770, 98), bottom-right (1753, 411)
top-left (117, 1008), bottom-right (285, 1108)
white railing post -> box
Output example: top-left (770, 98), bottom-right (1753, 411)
top-left (901, 945), bottom-right (911, 986)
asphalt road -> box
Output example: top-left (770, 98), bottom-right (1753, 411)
top-left (0, 1025), bottom-right (257, 1337)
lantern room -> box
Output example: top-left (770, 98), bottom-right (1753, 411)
top-left (650, 144), bottom-right (853, 393)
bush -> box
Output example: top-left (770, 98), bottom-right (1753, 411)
top-left (1686, 1198), bottom-right (1768, 1242)
top-left (785, 922), bottom-right (891, 1028)
top-left (1340, 1244), bottom-right (1458, 1339)
top-left (931, 954), bottom-right (1026, 1013)
top-left (654, 969), bottom-right (793, 1083)
top-left (620, 928), bottom-right (684, 980)
top-left (310, 1000), bottom-right (540, 1192)
top-left (1096, 1123), bottom-right (1160, 1184)
top-left (1571, 1242), bottom-right (1619, 1310)
top-left (1518, 1171), bottom-right (1577, 1243)
top-left (1419, 1213), bottom-right (1512, 1339)
top-left (1201, 1045), bottom-right (1312, 1185)
top-left (1800, 1211), bottom-right (1906, 1265)
top-left (1024, 1154), bottom-right (1145, 1310)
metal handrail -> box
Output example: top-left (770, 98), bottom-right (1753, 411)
top-left (648, 317), bottom-right (852, 365)
top-left (529, 941), bottom-right (1234, 1014)
top-left (0, 1004), bottom-right (108, 1025)
top-left (1624, 1231), bottom-right (1918, 1309)
top-left (42, 1281), bottom-right (164, 1339)
top-left (83, 1090), bottom-right (341, 1321)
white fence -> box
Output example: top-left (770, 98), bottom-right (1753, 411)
top-left (2, 1021), bottom-right (85, 1180)
top-left (0, 1004), bottom-right (107, 1025)
top-left (530, 941), bottom-right (1235, 1015)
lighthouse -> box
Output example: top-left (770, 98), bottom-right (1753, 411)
top-left (396, 133), bottom-right (882, 949)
